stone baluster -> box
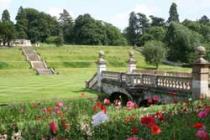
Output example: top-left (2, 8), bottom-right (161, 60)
top-left (97, 50), bottom-right (106, 91)
top-left (192, 46), bottom-right (210, 99)
top-left (128, 50), bottom-right (137, 73)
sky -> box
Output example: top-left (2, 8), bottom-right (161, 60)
top-left (0, 0), bottom-right (210, 30)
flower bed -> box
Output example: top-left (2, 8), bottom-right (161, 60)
top-left (0, 96), bottom-right (209, 140)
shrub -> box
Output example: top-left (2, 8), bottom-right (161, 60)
top-left (46, 36), bottom-right (63, 47)
top-left (142, 40), bottom-right (166, 69)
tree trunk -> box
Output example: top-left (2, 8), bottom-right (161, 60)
top-left (156, 63), bottom-right (159, 70)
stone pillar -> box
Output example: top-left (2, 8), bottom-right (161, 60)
top-left (128, 50), bottom-right (137, 73)
top-left (97, 50), bottom-right (106, 91)
top-left (192, 46), bottom-right (210, 99)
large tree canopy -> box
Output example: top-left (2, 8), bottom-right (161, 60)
top-left (74, 14), bottom-right (126, 45)
top-left (165, 22), bottom-right (203, 63)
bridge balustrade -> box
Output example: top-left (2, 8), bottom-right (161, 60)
top-left (101, 71), bottom-right (192, 91)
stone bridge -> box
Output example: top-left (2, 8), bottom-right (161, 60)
top-left (86, 46), bottom-right (210, 105)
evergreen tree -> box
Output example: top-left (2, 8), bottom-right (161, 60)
top-left (125, 12), bottom-right (150, 46)
top-left (150, 15), bottom-right (165, 26)
top-left (59, 9), bottom-right (74, 43)
top-left (15, 6), bottom-right (28, 39)
top-left (168, 3), bottom-right (179, 23)
top-left (199, 15), bottom-right (210, 24)
top-left (125, 12), bottom-right (138, 45)
top-left (2, 10), bottom-right (10, 22)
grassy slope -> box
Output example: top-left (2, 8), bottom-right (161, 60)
top-left (0, 44), bottom-right (190, 103)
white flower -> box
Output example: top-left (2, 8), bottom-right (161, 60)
top-left (0, 134), bottom-right (7, 140)
top-left (11, 131), bottom-right (22, 140)
top-left (92, 111), bottom-right (109, 127)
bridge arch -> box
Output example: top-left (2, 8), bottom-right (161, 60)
top-left (110, 92), bottom-right (133, 105)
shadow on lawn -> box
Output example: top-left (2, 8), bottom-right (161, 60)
top-left (73, 88), bottom-right (100, 95)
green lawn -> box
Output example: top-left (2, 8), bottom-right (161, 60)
top-left (0, 45), bottom-right (191, 103)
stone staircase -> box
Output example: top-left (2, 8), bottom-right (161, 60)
top-left (22, 46), bottom-right (54, 75)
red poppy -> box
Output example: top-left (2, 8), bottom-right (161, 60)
top-left (93, 102), bottom-right (106, 113)
top-left (150, 124), bottom-right (161, 135)
top-left (193, 122), bottom-right (204, 129)
top-left (140, 115), bottom-right (155, 127)
top-left (131, 127), bottom-right (139, 135)
top-left (49, 121), bottom-right (58, 134)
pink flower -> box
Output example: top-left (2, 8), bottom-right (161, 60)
top-left (127, 136), bottom-right (139, 140)
top-left (49, 121), bottom-right (58, 134)
top-left (198, 111), bottom-right (208, 119)
top-left (104, 98), bottom-right (111, 105)
top-left (127, 101), bottom-right (137, 110)
top-left (196, 129), bottom-right (209, 140)
top-left (152, 96), bottom-right (159, 103)
top-left (54, 106), bottom-right (61, 114)
top-left (56, 102), bottom-right (64, 108)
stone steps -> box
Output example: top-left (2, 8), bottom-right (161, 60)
top-left (22, 46), bottom-right (54, 75)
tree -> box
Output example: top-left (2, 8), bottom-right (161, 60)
top-left (0, 10), bottom-right (15, 46)
top-left (150, 15), bottom-right (165, 26)
top-left (125, 12), bottom-right (150, 46)
top-left (15, 6), bottom-right (28, 39)
top-left (125, 12), bottom-right (139, 45)
top-left (139, 26), bottom-right (166, 45)
top-left (142, 40), bottom-right (166, 69)
top-left (199, 15), bottom-right (210, 24)
top-left (2, 10), bottom-right (10, 22)
top-left (165, 22), bottom-right (203, 63)
top-left (59, 9), bottom-right (74, 43)
top-left (168, 3), bottom-right (179, 23)
top-left (17, 8), bottom-right (59, 43)
top-left (74, 14), bottom-right (107, 45)
top-left (0, 21), bottom-right (16, 46)
top-left (104, 22), bottom-right (127, 46)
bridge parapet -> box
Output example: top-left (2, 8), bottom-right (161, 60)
top-left (101, 71), bottom-right (192, 92)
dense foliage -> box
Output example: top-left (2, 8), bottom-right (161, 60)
top-left (0, 97), bottom-right (209, 139)
top-left (0, 7), bottom-right (126, 46)
top-left (125, 3), bottom-right (210, 64)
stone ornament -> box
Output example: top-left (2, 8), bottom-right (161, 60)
top-left (128, 50), bottom-right (136, 64)
top-left (97, 50), bottom-right (106, 64)
top-left (194, 46), bottom-right (208, 64)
